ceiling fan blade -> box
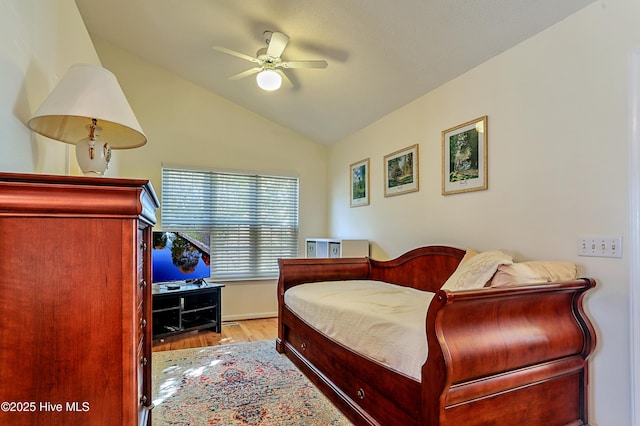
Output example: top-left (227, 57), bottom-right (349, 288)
top-left (229, 67), bottom-right (262, 80)
top-left (276, 69), bottom-right (293, 89)
top-left (280, 60), bottom-right (328, 69)
top-left (212, 46), bottom-right (260, 63)
top-left (266, 31), bottom-right (289, 58)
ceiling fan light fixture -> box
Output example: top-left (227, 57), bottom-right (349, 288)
top-left (256, 69), bottom-right (282, 91)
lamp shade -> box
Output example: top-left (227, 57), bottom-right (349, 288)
top-left (27, 64), bottom-right (146, 149)
top-left (256, 69), bottom-right (282, 91)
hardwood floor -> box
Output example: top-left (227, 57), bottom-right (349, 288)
top-left (152, 317), bottom-right (278, 352)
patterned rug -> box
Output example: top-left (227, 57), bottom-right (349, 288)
top-left (152, 340), bottom-right (352, 425)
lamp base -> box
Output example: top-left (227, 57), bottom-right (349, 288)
top-left (82, 170), bottom-right (107, 177)
top-left (76, 138), bottom-right (111, 176)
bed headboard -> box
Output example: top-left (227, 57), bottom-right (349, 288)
top-left (369, 246), bottom-right (465, 292)
top-left (278, 245), bottom-right (465, 296)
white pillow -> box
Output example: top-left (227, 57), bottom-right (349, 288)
top-left (490, 261), bottom-right (577, 287)
top-left (441, 250), bottom-right (513, 291)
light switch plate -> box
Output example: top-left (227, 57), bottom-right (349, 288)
top-left (577, 236), bottom-right (622, 258)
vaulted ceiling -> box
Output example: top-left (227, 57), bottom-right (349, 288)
top-left (75, 0), bottom-right (595, 145)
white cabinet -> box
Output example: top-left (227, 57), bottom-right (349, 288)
top-left (305, 238), bottom-right (369, 258)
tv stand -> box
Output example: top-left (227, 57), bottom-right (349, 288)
top-left (152, 282), bottom-right (224, 340)
top-left (184, 278), bottom-right (206, 286)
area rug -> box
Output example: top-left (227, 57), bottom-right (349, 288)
top-left (152, 340), bottom-right (352, 425)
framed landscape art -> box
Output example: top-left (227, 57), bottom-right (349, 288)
top-left (442, 116), bottom-right (488, 195)
top-left (350, 158), bottom-right (370, 207)
top-left (384, 144), bottom-right (419, 197)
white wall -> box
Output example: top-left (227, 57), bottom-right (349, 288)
top-left (327, 0), bottom-right (638, 424)
top-left (0, 0), bottom-right (101, 175)
top-left (629, 48), bottom-right (640, 426)
top-left (90, 39), bottom-right (329, 320)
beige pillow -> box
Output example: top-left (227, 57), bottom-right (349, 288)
top-left (441, 250), bottom-right (513, 291)
top-left (459, 248), bottom-right (479, 265)
top-left (490, 261), bottom-right (577, 287)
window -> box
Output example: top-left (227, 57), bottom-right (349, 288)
top-left (161, 166), bottom-right (299, 280)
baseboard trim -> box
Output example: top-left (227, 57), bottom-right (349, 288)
top-left (222, 312), bottom-right (277, 322)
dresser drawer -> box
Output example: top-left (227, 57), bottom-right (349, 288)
top-left (138, 338), bottom-right (146, 400)
top-left (137, 230), bottom-right (147, 304)
top-left (137, 278), bottom-right (147, 309)
top-left (138, 337), bottom-right (150, 423)
top-left (137, 302), bottom-right (147, 346)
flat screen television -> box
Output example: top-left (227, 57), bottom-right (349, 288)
top-left (152, 231), bottom-right (210, 284)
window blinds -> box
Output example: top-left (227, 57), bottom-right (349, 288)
top-left (161, 167), bottom-right (299, 280)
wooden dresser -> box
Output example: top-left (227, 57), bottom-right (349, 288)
top-left (0, 172), bottom-right (158, 426)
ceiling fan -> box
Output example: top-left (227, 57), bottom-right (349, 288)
top-left (213, 31), bottom-right (328, 91)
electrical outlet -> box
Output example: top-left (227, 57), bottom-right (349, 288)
top-left (577, 236), bottom-right (622, 258)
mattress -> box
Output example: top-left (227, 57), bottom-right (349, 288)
top-left (284, 279), bottom-right (434, 381)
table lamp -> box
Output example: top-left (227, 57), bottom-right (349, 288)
top-left (27, 64), bottom-right (147, 176)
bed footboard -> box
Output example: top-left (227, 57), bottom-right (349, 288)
top-left (423, 279), bottom-right (596, 425)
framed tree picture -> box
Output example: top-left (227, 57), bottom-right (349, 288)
top-left (350, 158), bottom-right (370, 207)
top-left (442, 116), bottom-right (488, 195)
top-left (384, 144), bottom-right (419, 197)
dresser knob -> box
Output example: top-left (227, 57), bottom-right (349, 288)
top-left (139, 280), bottom-right (147, 288)
top-left (357, 388), bottom-right (365, 400)
top-left (141, 356), bottom-right (148, 366)
top-left (140, 318), bottom-right (147, 328)
top-left (140, 395), bottom-right (148, 405)
top-left (140, 242), bottom-right (147, 250)
top-left (300, 342), bottom-right (307, 351)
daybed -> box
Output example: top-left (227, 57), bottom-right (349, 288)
top-left (276, 245), bottom-right (596, 426)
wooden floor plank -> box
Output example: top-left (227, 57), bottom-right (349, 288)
top-left (152, 317), bottom-right (278, 352)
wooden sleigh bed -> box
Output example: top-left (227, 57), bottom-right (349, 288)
top-left (275, 246), bottom-right (596, 426)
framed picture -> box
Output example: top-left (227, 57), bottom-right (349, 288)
top-left (384, 144), bottom-right (419, 197)
top-left (350, 158), bottom-right (370, 207)
top-left (442, 116), bottom-right (488, 195)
